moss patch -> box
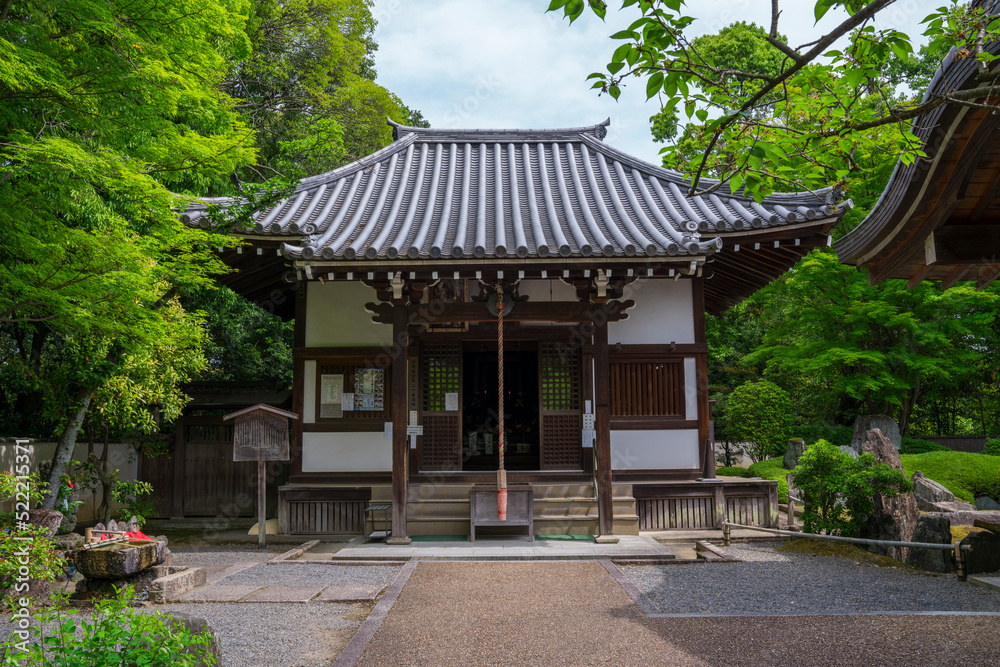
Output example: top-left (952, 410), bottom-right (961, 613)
top-left (951, 525), bottom-right (987, 543)
top-left (778, 537), bottom-right (911, 568)
top-left (900, 451), bottom-right (1000, 503)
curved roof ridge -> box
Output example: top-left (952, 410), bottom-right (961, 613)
top-left (390, 117), bottom-right (612, 142)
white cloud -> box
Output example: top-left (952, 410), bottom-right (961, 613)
top-left (371, 0), bottom-right (937, 166)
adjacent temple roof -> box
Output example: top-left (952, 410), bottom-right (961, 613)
top-left (185, 119), bottom-right (848, 313)
top-left (836, 0), bottom-right (1000, 289)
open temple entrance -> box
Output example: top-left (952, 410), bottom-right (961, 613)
top-left (462, 349), bottom-right (540, 471)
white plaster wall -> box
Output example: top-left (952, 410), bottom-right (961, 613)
top-left (684, 357), bottom-right (698, 421)
top-left (303, 360), bottom-right (316, 424)
top-left (301, 432), bottom-right (392, 472)
top-left (609, 279), bottom-right (694, 344)
top-left (306, 282), bottom-right (392, 347)
top-left (518, 279), bottom-right (578, 326)
top-left (610, 430), bottom-right (700, 470)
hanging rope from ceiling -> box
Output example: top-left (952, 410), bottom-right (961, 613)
top-left (496, 282), bottom-right (507, 521)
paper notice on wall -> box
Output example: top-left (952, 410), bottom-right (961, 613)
top-left (320, 374), bottom-right (344, 419)
top-left (582, 413), bottom-right (595, 430)
top-left (585, 400), bottom-right (592, 414)
top-left (445, 392), bottom-right (459, 411)
top-left (384, 422), bottom-right (392, 440)
top-left (409, 410), bottom-right (418, 426)
top-left (341, 392), bottom-right (355, 411)
top-left (581, 429), bottom-right (596, 447)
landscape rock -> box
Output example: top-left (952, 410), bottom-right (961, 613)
top-left (960, 530), bottom-right (1000, 575)
top-left (52, 532), bottom-right (85, 551)
top-left (911, 470), bottom-right (954, 503)
top-left (850, 415), bottom-right (901, 453)
top-left (783, 438), bottom-right (808, 470)
top-left (838, 445), bottom-right (858, 459)
top-left (905, 514), bottom-right (952, 573)
top-left (974, 518), bottom-right (1000, 534)
top-left (975, 495), bottom-right (1000, 511)
top-left (925, 510), bottom-right (1000, 527)
top-left (75, 539), bottom-right (166, 579)
top-left (27, 509), bottom-right (63, 538)
top-left (917, 499), bottom-right (976, 513)
top-left (160, 612), bottom-right (223, 667)
top-left (857, 428), bottom-right (919, 561)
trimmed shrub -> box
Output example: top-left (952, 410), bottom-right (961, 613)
top-left (794, 424), bottom-right (852, 449)
top-left (900, 437), bottom-right (950, 455)
top-left (716, 466), bottom-right (751, 478)
top-left (984, 438), bottom-right (1000, 457)
top-left (746, 457), bottom-right (791, 503)
top-left (727, 381), bottom-right (792, 463)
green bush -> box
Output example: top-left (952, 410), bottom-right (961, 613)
top-left (793, 424), bottom-right (852, 449)
top-left (716, 466), bottom-right (750, 478)
top-left (900, 437), bottom-right (950, 455)
top-left (984, 438), bottom-right (1000, 457)
top-left (111, 480), bottom-right (156, 528)
top-left (900, 451), bottom-right (1000, 502)
top-left (792, 441), bottom-right (911, 536)
top-left (746, 457), bottom-right (791, 503)
top-left (5, 586), bottom-right (216, 666)
top-left (727, 381), bottom-right (792, 463)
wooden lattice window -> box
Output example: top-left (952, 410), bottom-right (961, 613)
top-left (609, 359), bottom-right (683, 417)
top-left (421, 343), bottom-right (461, 412)
top-left (540, 342), bottom-right (581, 470)
top-left (540, 344), bottom-right (580, 411)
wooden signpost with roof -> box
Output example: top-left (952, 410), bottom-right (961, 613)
top-left (225, 404), bottom-right (298, 547)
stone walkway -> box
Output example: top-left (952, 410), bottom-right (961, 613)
top-left (303, 534), bottom-right (678, 561)
top-left (340, 560), bottom-right (1000, 667)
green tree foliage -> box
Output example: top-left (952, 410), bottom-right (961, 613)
top-left (747, 251), bottom-right (1000, 433)
top-left (792, 440), bottom-right (911, 536)
top-left (551, 0), bottom-right (1000, 199)
top-left (726, 380), bottom-right (792, 463)
top-left (229, 0), bottom-right (426, 181)
top-left (0, 0), bottom-right (258, 506)
top-left (182, 286), bottom-right (294, 389)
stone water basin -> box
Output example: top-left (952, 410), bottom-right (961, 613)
top-left (75, 539), bottom-right (166, 580)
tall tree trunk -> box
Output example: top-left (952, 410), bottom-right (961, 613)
top-left (41, 386), bottom-right (97, 509)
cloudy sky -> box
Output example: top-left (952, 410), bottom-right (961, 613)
top-left (371, 0), bottom-right (937, 165)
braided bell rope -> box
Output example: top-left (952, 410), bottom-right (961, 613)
top-left (497, 283), bottom-right (505, 473)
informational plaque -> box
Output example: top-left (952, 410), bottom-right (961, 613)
top-left (582, 413), bottom-right (595, 430)
top-left (445, 392), bottom-right (459, 411)
top-left (354, 368), bottom-right (384, 411)
top-left (320, 374), bottom-right (344, 419)
top-left (342, 392), bottom-right (355, 411)
top-left (484, 433), bottom-right (493, 455)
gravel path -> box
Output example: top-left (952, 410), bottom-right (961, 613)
top-left (621, 542), bottom-right (1000, 614)
top-left (168, 546), bottom-right (284, 568)
top-left (154, 602), bottom-right (370, 667)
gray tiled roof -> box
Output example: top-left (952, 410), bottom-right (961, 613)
top-left (183, 119), bottom-right (843, 262)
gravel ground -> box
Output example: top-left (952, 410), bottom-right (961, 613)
top-left (154, 602), bottom-right (371, 667)
top-left (621, 541), bottom-right (1000, 614)
top-left (168, 546), bottom-right (285, 568)
top-left (219, 563), bottom-right (400, 589)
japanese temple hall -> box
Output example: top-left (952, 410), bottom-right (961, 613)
top-left (181, 119), bottom-right (850, 540)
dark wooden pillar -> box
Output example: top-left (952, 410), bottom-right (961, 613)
top-left (290, 281), bottom-right (306, 478)
top-left (390, 304), bottom-right (410, 541)
top-left (693, 277), bottom-right (714, 479)
top-left (594, 319), bottom-right (614, 536)
top-left (171, 416), bottom-right (186, 519)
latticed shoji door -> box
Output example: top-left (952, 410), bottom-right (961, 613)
top-left (418, 342), bottom-right (462, 471)
top-left (539, 342), bottom-right (582, 470)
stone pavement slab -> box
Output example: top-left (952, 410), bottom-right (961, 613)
top-left (316, 585), bottom-right (385, 602)
top-left (328, 534), bottom-right (675, 560)
top-left (179, 584), bottom-right (263, 602)
top-left (970, 573), bottom-right (1000, 593)
top-left (243, 585), bottom-right (326, 602)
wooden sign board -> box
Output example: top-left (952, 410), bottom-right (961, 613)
top-left (225, 404), bottom-right (298, 462)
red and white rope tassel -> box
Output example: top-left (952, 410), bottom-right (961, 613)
top-left (496, 282), bottom-right (507, 521)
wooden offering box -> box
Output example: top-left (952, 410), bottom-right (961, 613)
top-left (469, 484), bottom-right (533, 542)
